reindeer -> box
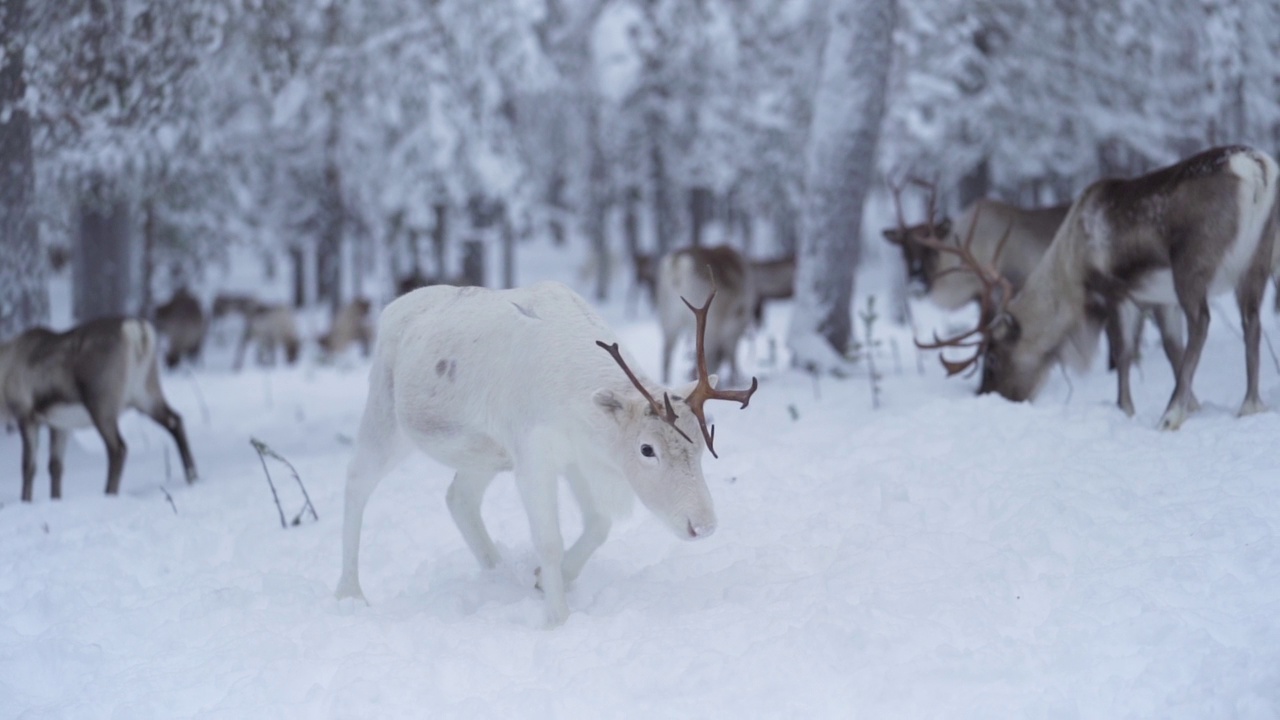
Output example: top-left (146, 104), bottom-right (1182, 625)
top-left (887, 183), bottom-right (1191, 414)
top-left (656, 245), bottom-right (755, 385)
top-left (319, 298), bottom-right (375, 359)
top-left (919, 146), bottom-right (1279, 430)
top-left (212, 296), bottom-right (302, 371)
top-left (626, 250), bottom-right (659, 315)
top-left (153, 288), bottom-right (207, 369)
top-left (748, 255), bottom-right (795, 324)
top-left (336, 281), bottom-right (757, 626)
top-left (882, 195), bottom-right (1069, 310)
top-left (0, 318), bottom-right (198, 501)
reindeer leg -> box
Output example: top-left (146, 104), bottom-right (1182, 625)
top-left (48, 427), bottom-right (68, 501)
top-left (1160, 296), bottom-right (1209, 431)
top-left (152, 404), bottom-right (197, 483)
top-left (447, 468), bottom-right (502, 569)
top-left (140, 364), bottom-right (198, 483)
top-left (1150, 303), bottom-right (1197, 412)
top-left (90, 413), bottom-right (127, 496)
top-left (1237, 268), bottom-right (1268, 417)
top-left (18, 420), bottom-right (39, 503)
top-left (560, 464), bottom-right (611, 585)
top-left (1106, 301), bottom-right (1139, 417)
top-left (336, 361), bottom-right (411, 603)
top-left (514, 450), bottom-right (568, 627)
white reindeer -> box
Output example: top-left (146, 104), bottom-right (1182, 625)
top-left (335, 281), bottom-right (757, 626)
top-left (0, 317), bottom-right (198, 501)
top-left (925, 145), bottom-right (1279, 430)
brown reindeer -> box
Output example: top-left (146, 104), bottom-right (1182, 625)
top-left (319, 298), bottom-right (375, 358)
top-left (153, 288), bottom-right (207, 369)
top-left (922, 146), bottom-right (1279, 430)
top-left (0, 318), bottom-right (198, 501)
top-left (748, 255), bottom-right (795, 324)
top-left (212, 296), bottom-right (302, 371)
top-left (656, 245), bottom-right (756, 385)
top-left (887, 182), bottom-right (1190, 414)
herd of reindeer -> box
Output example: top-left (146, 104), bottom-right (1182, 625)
top-left (2, 144), bottom-right (1278, 507)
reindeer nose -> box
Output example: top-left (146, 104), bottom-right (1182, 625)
top-left (687, 519), bottom-right (717, 539)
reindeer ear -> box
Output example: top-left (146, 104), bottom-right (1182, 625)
top-left (881, 228), bottom-right (901, 244)
top-left (592, 389), bottom-right (624, 415)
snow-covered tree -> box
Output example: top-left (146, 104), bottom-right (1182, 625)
top-left (0, 0), bottom-right (46, 338)
top-left (788, 0), bottom-right (896, 370)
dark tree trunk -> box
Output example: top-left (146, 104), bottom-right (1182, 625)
top-left (587, 104), bottom-right (610, 301)
top-left (0, 0), bottom-right (46, 338)
top-left (501, 206), bottom-right (515, 289)
top-left (316, 2), bottom-right (344, 313)
top-left (289, 246), bottom-right (306, 307)
top-left (432, 202), bottom-right (449, 277)
top-left (139, 199), bottom-right (156, 315)
top-left (623, 185), bottom-right (642, 260)
top-left (648, 111), bottom-right (676, 256)
top-left (956, 158), bottom-right (991, 212)
top-left (688, 185), bottom-right (713, 248)
top-left (74, 177), bottom-right (132, 322)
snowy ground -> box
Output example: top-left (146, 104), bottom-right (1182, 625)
top-left (2, 244), bottom-right (1279, 719)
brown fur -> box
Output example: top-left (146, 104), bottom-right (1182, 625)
top-left (656, 245), bottom-right (754, 384)
top-left (227, 302), bottom-right (302, 370)
top-left (153, 288), bottom-right (207, 368)
top-left (980, 146), bottom-right (1279, 429)
top-left (0, 318), bottom-right (197, 501)
top-left (319, 298), bottom-right (375, 357)
top-left (749, 255), bottom-right (795, 323)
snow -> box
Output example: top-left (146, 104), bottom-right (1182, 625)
top-left (3, 245), bottom-right (1280, 718)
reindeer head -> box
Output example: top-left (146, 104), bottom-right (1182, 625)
top-left (596, 281), bottom-right (757, 540)
top-left (884, 177), bottom-right (953, 295)
top-left (911, 205), bottom-right (1028, 396)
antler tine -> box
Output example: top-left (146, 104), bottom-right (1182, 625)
top-left (909, 206), bottom-right (1014, 377)
top-left (886, 176), bottom-right (909, 242)
top-left (907, 176), bottom-right (942, 237)
top-left (595, 340), bottom-right (693, 444)
top-left (679, 268), bottom-right (759, 459)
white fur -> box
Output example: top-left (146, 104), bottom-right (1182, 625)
top-left (336, 282), bottom-right (719, 627)
top-left (1212, 152), bottom-right (1278, 294)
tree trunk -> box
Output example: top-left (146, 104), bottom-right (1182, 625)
top-left (139, 198), bottom-right (156, 315)
top-left (787, 0), bottom-right (896, 371)
top-left (74, 177), bottom-right (132, 322)
top-left (688, 185), bottom-right (713, 248)
top-left (648, 111), bottom-right (676, 256)
top-left (501, 205), bottom-right (516, 289)
top-left (289, 246), bottom-right (306, 308)
top-left (316, 2), bottom-right (344, 313)
top-left (587, 104), bottom-right (610, 301)
top-left (0, 0), bottom-right (46, 338)
top-left (432, 202), bottom-right (448, 277)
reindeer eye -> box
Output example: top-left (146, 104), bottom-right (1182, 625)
top-left (640, 444), bottom-right (656, 458)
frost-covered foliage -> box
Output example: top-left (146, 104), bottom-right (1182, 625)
top-left (9, 0), bottom-right (1280, 312)
top-left (882, 0), bottom-right (1280, 211)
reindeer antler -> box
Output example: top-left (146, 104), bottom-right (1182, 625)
top-left (595, 341), bottom-right (693, 444)
top-left (911, 208), bottom-right (1014, 377)
top-left (597, 272), bottom-right (757, 458)
top-left (680, 274), bottom-right (758, 458)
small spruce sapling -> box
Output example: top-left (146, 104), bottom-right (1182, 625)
top-left (859, 295), bottom-right (883, 409)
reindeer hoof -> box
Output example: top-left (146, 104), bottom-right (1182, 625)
top-left (1238, 398), bottom-right (1267, 418)
top-left (1158, 408), bottom-right (1187, 431)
